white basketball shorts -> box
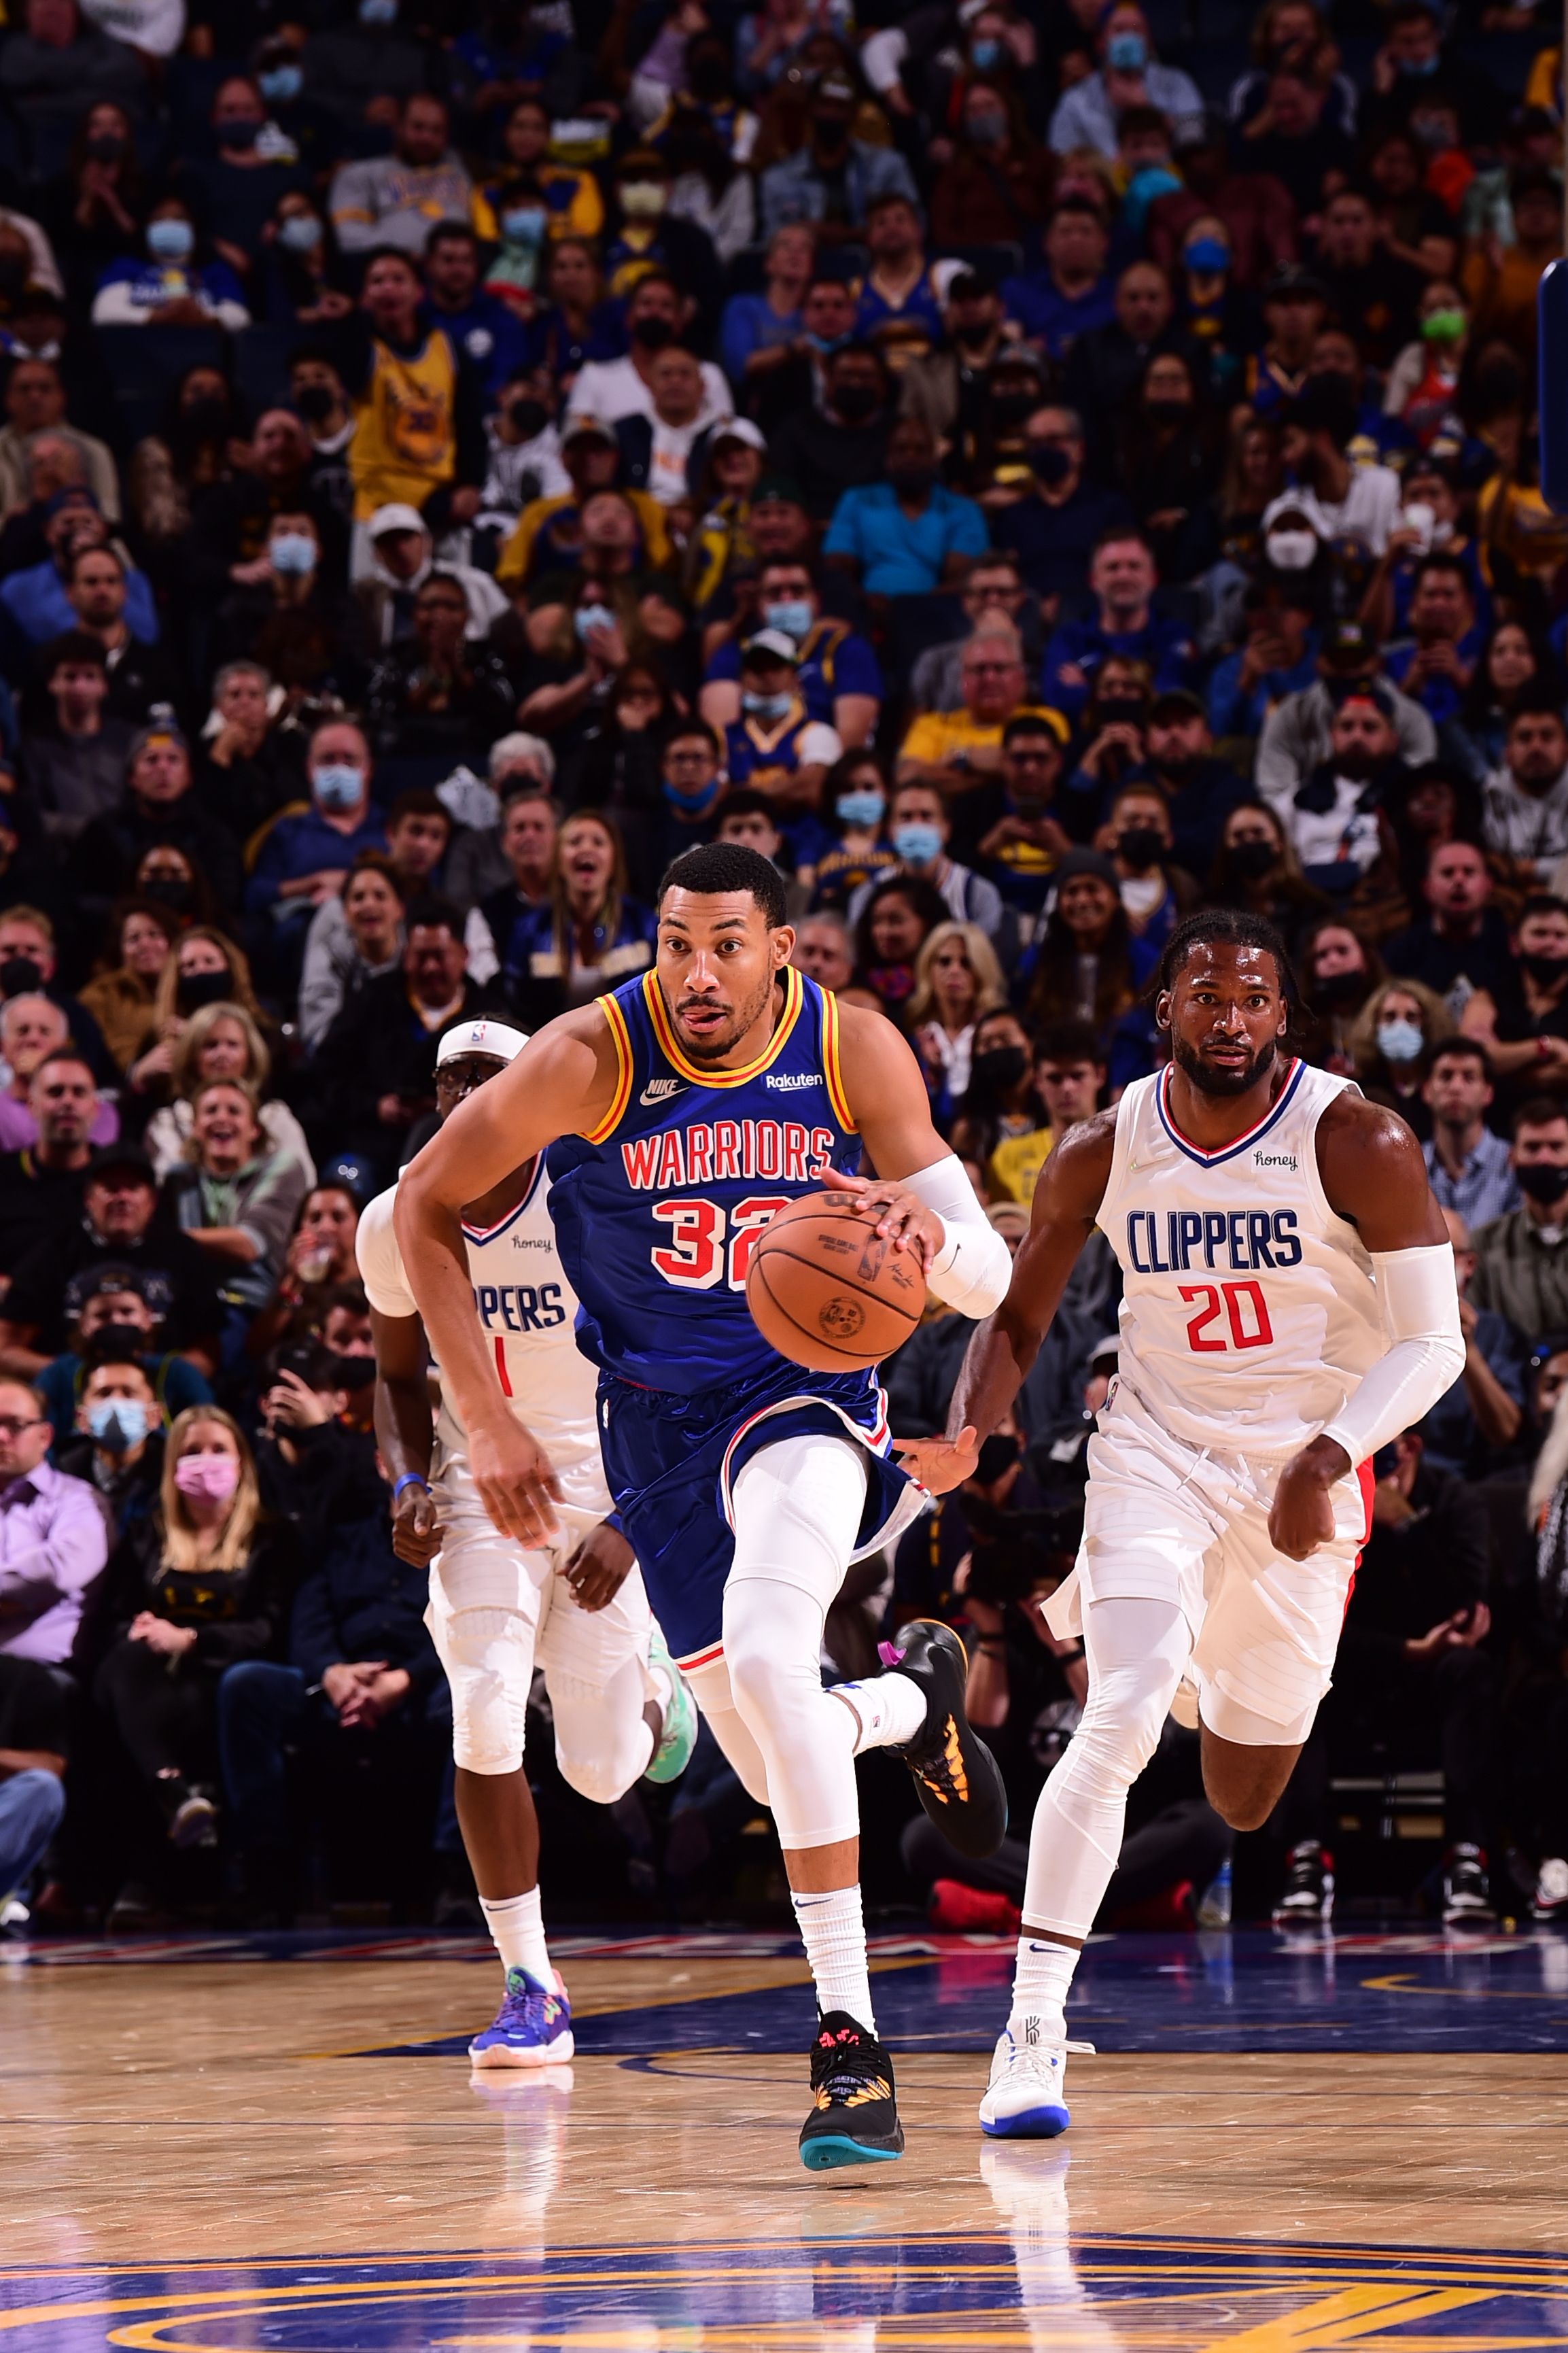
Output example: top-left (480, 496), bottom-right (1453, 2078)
top-left (1045, 1379), bottom-right (1374, 1747)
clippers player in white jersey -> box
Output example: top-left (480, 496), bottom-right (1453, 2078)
top-left (905, 910), bottom-right (1464, 2137)
top-left (355, 1018), bottom-right (695, 2069)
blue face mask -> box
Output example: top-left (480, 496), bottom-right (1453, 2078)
top-left (1106, 31), bottom-right (1147, 69)
top-left (663, 772), bottom-right (721, 815)
top-left (502, 206), bottom-right (547, 244)
top-left (147, 218), bottom-right (194, 262)
top-left (807, 330), bottom-right (850, 355)
top-left (763, 598), bottom-right (813, 642)
top-left (259, 63), bottom-right (302, 101)
top-left (1398, 48), bottom-right (1439, 73)
top-left (574, 602), bottom-right (615, 640)
top-left (313, 763), bottom-right (364, 812)
top-left (1186, 236), bottom-right (1228, 273)
top-left (836, 788), bottom-right (885, 829)
top-left (893, 821), bottom-right (943, 865)
top-left (971, 36), bottom-right (1002, 66)
top-left (1376, 1018), bottom-right (1425, 1064)
top-left (86, 1398), bottom-right (152, 1452)
top-left (279, 213), bottom-right (321, 253)
top-left (360, 0), bottom-right (398, 22)
top-left (268, 531), bottom-right (317, 574)
top-left (743, 689), bottom-right (793, 722)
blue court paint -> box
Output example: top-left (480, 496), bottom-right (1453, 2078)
top-left (5, 2234), bottom-right (1567, 2350)
top-left (347, 1929), bottom-right (1568, 2060)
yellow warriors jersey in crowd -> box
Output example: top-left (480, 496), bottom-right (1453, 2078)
top-left (349, 332), bottom-right (458, 521)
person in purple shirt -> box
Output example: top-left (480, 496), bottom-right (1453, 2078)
top-left (1000, 199), bottom-right (1117, 362)
top-left (243, 719), bottom-right (387, 952)
top-left (0, 1373), bottom-right (108, 1666)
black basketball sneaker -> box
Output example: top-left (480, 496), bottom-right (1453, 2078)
top-left (799, 2011), bottom-right (905, 2171)
top-left (884, 1619), bottom-right (1009, 1859)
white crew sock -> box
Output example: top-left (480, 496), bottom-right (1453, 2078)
top-left (831, 1669), bottom-right (926, 1751)
top-left (1009, 1934), bottom-right (1079, 2042)
top-left (481, 1887), bottom-right (552, 1985)
top-left (792, 1883), bottom-right (875, 2030)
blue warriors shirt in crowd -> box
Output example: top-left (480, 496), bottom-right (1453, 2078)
top-left (546, 965), bottom-right (922, 1664)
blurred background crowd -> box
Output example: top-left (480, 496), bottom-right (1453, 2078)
top-left (0, 0), bottom-right (1565, 1943)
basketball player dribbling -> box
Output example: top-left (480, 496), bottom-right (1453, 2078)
top-left (396, 843), bottom-right (1013, 2169)
top-left (904, 910), bottom-right (1465, 2139)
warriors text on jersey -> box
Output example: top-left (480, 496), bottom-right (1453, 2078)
top-left (546, 965), bottom-right (871, 1398)
top-left (1098, 1059), bottom-right (1385, 1460)
top-left (355, 1157), bottom-right (606, 1509)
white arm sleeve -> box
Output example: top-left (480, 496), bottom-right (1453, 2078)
top-left (353, 1184), bottom-right (417, 1320)
top-left (1317, 1243), bottom-right (1464, 1467)
top-left (898, 1154), bottom-right (1013, 1320)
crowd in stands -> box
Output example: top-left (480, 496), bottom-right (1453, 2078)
top-left (1, 0), bottom-right (1567, 1939)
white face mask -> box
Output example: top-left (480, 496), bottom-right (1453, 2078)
top-left (1266, 528), bottom-right (1318, 572)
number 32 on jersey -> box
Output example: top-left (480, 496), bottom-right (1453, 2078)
top-left (651, 1195), bottom-right (788, 1290)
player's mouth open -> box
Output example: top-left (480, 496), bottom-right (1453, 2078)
top-left (679, 1001), bottom-right (729, 1030)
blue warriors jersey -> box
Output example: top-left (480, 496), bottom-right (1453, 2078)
top-left (546, 965), bottom-right (867, 1396)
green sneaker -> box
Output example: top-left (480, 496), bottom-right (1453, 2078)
top-left (643, 1626), bottom-right (697, 1783)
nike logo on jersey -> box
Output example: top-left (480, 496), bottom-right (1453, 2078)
top-left (640, 1078), bottom-right (685, 1107)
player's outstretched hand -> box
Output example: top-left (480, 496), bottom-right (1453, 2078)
top-left (391, 1479), bottom-right (441, 1567)
top-left (470, 1413), bottom-right (563, 1548)
top-left (1269, 1436), bottom-right (1347, 1561)
top-left (563, 1517), bottom-right (635, 1612)
top-left (894, 1424), bottom-right (979, 1496)
top-left (819, 1163), bottom-right (944, 1269)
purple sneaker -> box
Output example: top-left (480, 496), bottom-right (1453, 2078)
top-left (468, 1968), bottom-right (574, 2068)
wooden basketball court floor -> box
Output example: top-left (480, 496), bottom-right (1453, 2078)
top-left (5, 1924), bottom-right (1568, 2350)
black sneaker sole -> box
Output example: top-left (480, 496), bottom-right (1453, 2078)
top-left (887, 1619), bottom-right (1009, 1860)
top-left (799, 2120), bottom-right (905, 2171)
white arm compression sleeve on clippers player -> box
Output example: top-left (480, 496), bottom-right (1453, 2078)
top-left (899, 1154), bottom-right (1013, 1318)
top-left (1317, 1243), bottom-right (1465, 1467)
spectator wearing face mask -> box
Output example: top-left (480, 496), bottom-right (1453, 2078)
top-left (1482, 703), bottom-right (1568, 892)
top-left (1206, 583), bottom-right (1319, 741)
top-left (1383, 555), bottom-right (1482, 730)
top-left (1280, 683), bottom-right (1409, 925)
top-left (90, 199), bottom-right (250, 330)
top-left (67, 726), bottom-right (245, 936)
top-left (992, 405), bottom-right (1134, 607)
top-left (56, 1343), bottom-right (164, 1534)
top-left (564, 270), bottom-right (732, 432)
top-left (1348, 977), bottom-right (1451, 1139)
top-left (807, 754), bottom-right (900, 915)
top-left (848, 779), bottom-right (1007, 947)
top-left (37, 1272), bottom-right (211, 1463)
top-left (757, 69), bottom-right (918, 241)
top-left (1468, 1100), bottom-right (1568, 1343)
top-left (1047, 3), bottom-right (1202, 156)
top-left (822, 414), bottom-right (988, 600)
top-left (1457, 895), bottom-right (1568, 1097)
top-left (212, 511), bottom-right (371, 705)
top-left (243, 721), bottom-right (387, 952)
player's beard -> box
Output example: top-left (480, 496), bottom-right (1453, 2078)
top-left (667, 965), bottom-right (780, 1063)
top-left (1172, 1030), bottom-right (1278, 1098)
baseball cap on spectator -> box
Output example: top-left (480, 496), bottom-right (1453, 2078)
top-left (368, 503), bottom-right (427, 539)
top-left (128, 720), bottom-right (189, 763)
top-left (562, 418), bottom-right (619, 448)
top-left (712, 419), bottom-right (767, 452)
top-left (752, 475), bottom-right (807, 506)
top-left (742, 630), bottom-right (801, 668)
top-left (88, 1143), bottom-right (156, 1184)
top-left (76, 1263), bottom-right (153, 1305)
top-left (1320, 620), bottom-right (1379, 673)
top-left (1338, 681), bottom-right (1396, 722)
top-left (1264, 263), bottom-right (1327, 303)
top-left (1150, 688), bottom-right (1206, 723)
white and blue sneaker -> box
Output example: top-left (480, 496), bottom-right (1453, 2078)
top-left (468, 1968), bottom-right (574, 2068)
top-left (979, 2019), bottom-right (1073, 2138)
top-left (643, 1628), bottom-right (697, 1785)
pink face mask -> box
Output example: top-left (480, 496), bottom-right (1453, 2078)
top-left (173, 1452), bottom-right (240, 1503)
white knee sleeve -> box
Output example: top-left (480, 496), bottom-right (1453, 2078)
top-left (433, 1604), bottom-right (535, 1776)
top-left (724, 1435), bottom-right (867, 1851)
top-left (1024, 1596), bottom-right (1191, 1940)
top-left (548, 1653), bottom-right (654, 1806)
top-left (684, 1654), bottom-right (772, 1806)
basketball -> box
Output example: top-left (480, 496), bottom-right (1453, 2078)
top-left (745, 1192), bottom-right (927, 1373)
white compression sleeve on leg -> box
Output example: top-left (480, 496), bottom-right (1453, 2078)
top-left (1022, 1595), bottom-right (1191, 1942)
top-left (724, 1434), bottom-right (867, 1851)
top-left (898, 1153), bottom-right (1013, 1318)
top-left (1317, 1243), bottom-right (1464, 1468)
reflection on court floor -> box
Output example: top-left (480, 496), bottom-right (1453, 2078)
top-left (7, 2210), bottom-right (1568, 2352)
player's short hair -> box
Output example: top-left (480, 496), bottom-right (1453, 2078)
top-left (1156, 907), bottom-right (1298, 1001)
top-left (657, 842), bottom-right (787, 930)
